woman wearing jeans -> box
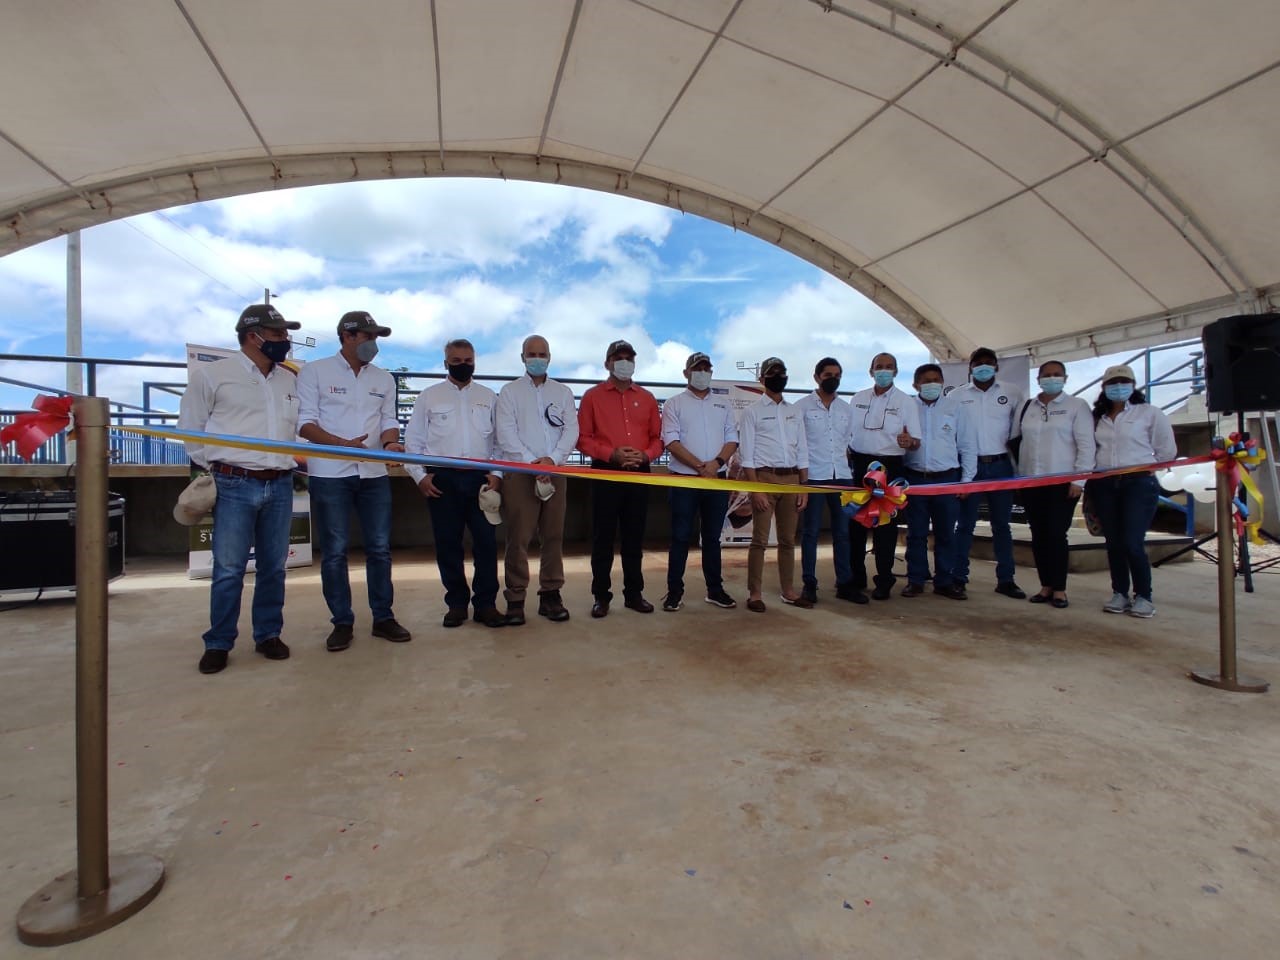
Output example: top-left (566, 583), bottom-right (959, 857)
top-left (1085, 363), bottom-right (1178, 618)
top-left (1011, 361), bottom-right (1095, 608)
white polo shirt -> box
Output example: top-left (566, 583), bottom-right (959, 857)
top-left (1094, 401), bottom-right (1177, 470)
top-left (848, 384), bottom-right (921, 458)
top-left (178, 352), bottom-right (300, 471)
top-left (403, 379), bottom-right (500, 483)
top-left (660, 387), bottom-right (739, 476)
top-left (738, 394), bottom-right (807, 471)
top-left (905, 393), bottom-right (977, 480)
top-left (950, 380), bottom-right (1025, 456)
top-left (1013, 393), bottom-right (1096, 477)
top-left (495, 374), bottom-right (579, 465)
top-left (296, 352), bottom-right (400, 478)
top-left (795, 392), bottom-right (853, 481)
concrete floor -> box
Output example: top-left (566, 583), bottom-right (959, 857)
top-left (2, 546), bottom-right (1278, 960)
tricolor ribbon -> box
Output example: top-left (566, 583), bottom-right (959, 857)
top-left (839, 461), bottom-right (910, 529)
top-left (0, 395), bottom-right (75, 461)
top-left (1212, 432), bottom-right (1267, 544)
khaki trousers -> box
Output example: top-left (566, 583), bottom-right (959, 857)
top-left (502, 473), bottom-right (568, 605)
top-left (747, 467), bottom-right (801, 595)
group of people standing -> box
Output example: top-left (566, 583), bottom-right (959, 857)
top-left (178, 304), bottom-right (1177, 676)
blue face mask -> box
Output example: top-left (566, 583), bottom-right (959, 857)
top-left (1038, 376), bottom-right (1066, 395)
top-left (918, 383), bottom-right (943, 402)
top-left (525, 358), bottom-right (549, 377)
top-left (1105, 383), bottom-right (1134, 403)
top-left (971, 364), bottom-right (996, 383)
top-left (256, 335), bottom-right (291, 364)
top-left (872, 370), bottom-right (895, 388)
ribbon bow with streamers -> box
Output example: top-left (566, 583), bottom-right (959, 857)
top-left (1211, 432), bottom-right (1268, 545)
top-left (0, 395), bottom-right (75, 461)
top-left (840, 460), bottom-right (909, 529)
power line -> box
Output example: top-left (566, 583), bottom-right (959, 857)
top-left (149, 210), bottom-right (269, 293)
top-left (121, 220), bottom-right (256, 302)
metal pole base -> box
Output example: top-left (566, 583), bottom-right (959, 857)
top-left (1189, 670), bottom-right (1270, 694)
top-left (16, 853), bottom-right (165, 947)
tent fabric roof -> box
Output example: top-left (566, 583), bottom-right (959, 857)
top-left (2, 0), bottom-right (1277, 360)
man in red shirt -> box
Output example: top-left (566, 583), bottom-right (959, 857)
top-left (577, 339), bottom-right (664, 618)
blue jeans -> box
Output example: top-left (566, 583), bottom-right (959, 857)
top-left (308, 475), bottom-right (394, 625)
top-left (667, 486), bottom-right (730, 597)
top-left (426, 468), bottom-right (498, 611)
top-left (954, 455), bottom-right (1016, 584)
top-left (203, 473), bottom-right (294, 651)
top-left (1089, 473), bottom-right (1160, 600)
top-left (904, 468), bottom-right (960, 587)
top-left (800, 478), bottom-right (853, 591)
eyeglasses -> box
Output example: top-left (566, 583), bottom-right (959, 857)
top-left (863, 402), bottom-right (887, 431)
top-left (544, 404), bottom-right (565, 428)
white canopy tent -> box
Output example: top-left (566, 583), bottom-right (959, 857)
top-left (1, 0), bottom-right (1277, 360)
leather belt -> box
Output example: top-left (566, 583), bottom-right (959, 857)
top-left (759, 466), bottom-right (799, 475)
top-left (210, 462), bottom-right (291, 481)
top-left (977, 453), bottom-right (1010, 463)
top-left (909, 468), bottom-right (959, 479)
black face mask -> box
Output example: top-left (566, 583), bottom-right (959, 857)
top-left (763, 374), bottom-right (788, 394)
top-left (448, 362), bottom-right (475, 384)
top-left (819, 377), bottom-right (841, 395)
top-left (256, 336), bottom-right (291, 364)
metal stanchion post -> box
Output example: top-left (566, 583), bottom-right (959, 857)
top-left (16, 398), bottom-right (165, 946)
top-left (1189, 449), bottom-right (1269, 694)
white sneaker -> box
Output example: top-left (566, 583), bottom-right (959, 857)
top-left (1129, 596), bottom-right (1156, 618)
top-left (1103, 592), bottom-right (1131, 614)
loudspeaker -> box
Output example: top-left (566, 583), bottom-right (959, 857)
top-left (0, 491), bottom-right (125, 597)
top-left (1201, 313), bottom-right (1280, 412)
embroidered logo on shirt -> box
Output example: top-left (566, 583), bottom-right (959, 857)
top-left (369, 391), bottom-right (386, 399)
top-left (328, 386), bottom-right (348, 395)
top-left (997, 395), bottom-right (1009, 405)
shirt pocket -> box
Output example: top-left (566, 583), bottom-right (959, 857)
top-left (426, 405), bottom-right (455, 446)
top-left (470, 402), bottom-right (495, 437)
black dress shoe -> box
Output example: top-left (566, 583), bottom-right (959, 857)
top-left (1028, 593), bottom-right (1051, 605)
top-left (846, 590), bottom-right (870, 605)
top-left (504, 605), bottom-right (526, 627)
top-left (624, 596), bottom-right (654, 614)
top-left (537, 590), bottom-right (571, 622)
top-left (933, 584), bottom-right (967, 600)
top-left (442, 607), bottom-right (468, 628)
top-left (372, 618), bottom-right (412, 642)
top-left (255, 637), bottom-right (290, 660)
top-left (591, 600), bottom-right (609, 619)
top-left (473, 607), bottom-right (506, 628)
top-left (801, 586), bottom-right (818, 605)
top-left (1051, 597), bottom-right (1070, 609)
top-left (871, 586), bottom-right (891, 601)
top-left (198, 649), bottom-right (228, 674)
top-left (834, 584), bottom-right (857, 602)
top-left (995, 581), bottom-right (1027, 600)
top-left (900, 583), bottom-right (925, 598)
top-left (326, 624), bottom-right (354, 652)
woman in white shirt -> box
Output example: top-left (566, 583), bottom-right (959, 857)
top-left (1085, 363), bottom-right (1178, 619)
top-left (1012, 361), bottom-right (1096, 608)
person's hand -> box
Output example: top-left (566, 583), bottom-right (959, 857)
top-left (1067, 482), bottom-right (1084, 500)
top-left (750, 492), bottom-right (770, 512)
top-left (533, 456), bottom-right (555, 466)
top-left (697, 461), bottom-right (719, 479)
top-left (796, 492), bottom-right (809, 511)
top-left (382, 441), bottom-right (405, 453)
top-left (896, 428), bottom-right (914, 449)
top-left (486, 473), bottom-right (502, 492)
top-left (345, 433), bottom-right (369, 448)
top-left (417, 474), bottom-right (442, 498)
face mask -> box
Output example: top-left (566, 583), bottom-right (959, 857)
top-left (971, 364), bottom-right (997, 383)
top-left (255, 335), bottom-right (291, 364)
top-left (1105, 383), bottom-right (1134, 403)
top-left (611, 359), bottom-right (635, 381)
top-left (355, 339), bottom-right (379, 364)
top-left (763, 374), bottom-right (788, 394)
top-left (1038, 376), bottom-right (1066, 395)
top-left (872, 370), bottom-right (895, 389)
top-left (689, 370), bottom-right (713, 391)
top-left (524, 358), bottom-right (549, 378)
top-left (918, 383), bottom-right (943, 402)
top-left (448, 362), bottom-right (475, 384)
top-left (818, 377), bottom-right (841, 395)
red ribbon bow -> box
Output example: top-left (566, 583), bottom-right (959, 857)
top-left (0, 395), bottom-right (75, 461)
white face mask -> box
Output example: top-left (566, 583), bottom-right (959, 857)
top-left (611, 359), bottom-right (635, 381)
top-left (689, 370), bottom-right (712, 391)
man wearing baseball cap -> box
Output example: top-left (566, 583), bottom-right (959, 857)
top-left (576, 339), bottom-right (663, 618)
top-left (177, 303), bottom-right (303, 675)
top-left (296, 311), bottom-right (411, 653)
top-left (660, 351), bottom-right (739, 611)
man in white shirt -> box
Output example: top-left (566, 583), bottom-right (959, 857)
top-left (177, 303), bottom-right (302, 675)
top-left (847, 352), bottom-right (921, 601)
top-left (296, 311), bottom-right (410, 653)
top-left (495, 334), bottom-right (579, 626)
top-left (404, 339), bottom-right (505, 629)
top-left (738, 357), bottom-right (810, 613)
top-left (950, 347), bottom-right (1027, 599)
top-left (795, 357), bottom-right (857, 605)
top-left (660, 351), bottom-right (739, 611)
top-left (901, 363), bottom-right (975, 600)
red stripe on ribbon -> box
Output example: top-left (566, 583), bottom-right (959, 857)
top-left (0, 395), bottom-right (75, 461)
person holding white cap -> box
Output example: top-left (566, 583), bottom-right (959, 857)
top-left (1086, 363), bottom-right (1177, 618)
top-left (495, 334), bottom-right (578, 626)
top-left (404, 338), bottom-right (505, 629)
top-left (297, 311), bottom-right (411, 652)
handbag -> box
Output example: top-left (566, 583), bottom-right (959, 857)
top-left (1081, 482), bottom-right (1103, 536)
top-left (1006, 399), bottom-right (1034, 462)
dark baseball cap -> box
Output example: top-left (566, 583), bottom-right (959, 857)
top-left (760, 356), bottom-right (786, 375)
top-left (236, 303), bottom-right (300, 332)
top-left (685, 351), bottom-right (712, 370)
top-left (338, 311), bottom-right (391, 337)
top-left (605, 339), bottom-right (636, 359)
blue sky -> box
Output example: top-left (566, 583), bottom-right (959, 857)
top-left (0, 178), bottom-right (1192, 415)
